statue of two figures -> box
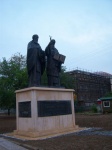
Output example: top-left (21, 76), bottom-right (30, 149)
top-left (27, 34), bottom-right (66, 87)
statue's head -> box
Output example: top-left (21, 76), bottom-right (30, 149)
top-left (32, 34), bottom-right (39, 43)
top-left (50, 39), bottom-right (55, 45)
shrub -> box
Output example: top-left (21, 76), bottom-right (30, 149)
top-left (91, 104), bottom-right (97, 113)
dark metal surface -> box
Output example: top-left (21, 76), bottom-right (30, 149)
top-left (38, 100), bottom-right (72, 117)
top-left (19, 101), bottom-right (31, 117)
top-left (27, 34), bottom-right (45, 87)
top-left (45, 39), bottom-right (65, 87)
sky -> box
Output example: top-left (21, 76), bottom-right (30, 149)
top-left (0, 0), bottom-right (112, 74)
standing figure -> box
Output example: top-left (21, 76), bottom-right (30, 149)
top-left (27, 34), bottom-right (45, 87)
top-left (45, 39), bottom-right (61, 87)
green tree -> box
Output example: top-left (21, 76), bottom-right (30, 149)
top-left (60, 66), bottom-right (75, 89)
top-left (105, 92), bottom-right (112, 97)
top-left (41, 70), bottom-right (48, 86)
top-left (0, 53), bottom-right (28, 115)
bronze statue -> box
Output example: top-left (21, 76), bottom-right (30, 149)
top-left (45, 37), bottom-right (65, 87)
top-left (27, 34), bottom-right (45, 87)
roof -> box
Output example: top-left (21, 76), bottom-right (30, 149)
top-left (94, 71), bottom-right (112, 78)
top-left (98, 97), bottom-right (112, 101)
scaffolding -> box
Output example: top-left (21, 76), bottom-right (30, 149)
top-left (69, 69), bottom-right (111, 106)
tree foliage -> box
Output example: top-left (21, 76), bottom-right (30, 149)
top-left (41, 70), bottom-right (48, 86)
top-left (0, 53), bottom-right (74, 115)
top-left (0, 53), bottom-right (28, 114)
top-left (105, 92), bottom-right (112, 97)
top-left (60, 66), bottom-right (75, 89)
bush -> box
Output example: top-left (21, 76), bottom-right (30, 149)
top-left (91, 104), bottom-right (97, 113)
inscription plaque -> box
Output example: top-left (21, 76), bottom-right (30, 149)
top-left (38, 100), bottom-right (72, 117)
top-left (19, 101), bottom-right (31, 117)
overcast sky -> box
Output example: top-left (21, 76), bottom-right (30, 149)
top-left (0, 0), bottom-right (112, 74)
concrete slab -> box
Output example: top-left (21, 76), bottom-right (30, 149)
top-left (0, 138), bottom-right (27, 150)
top-left (5, 127), bottom-right (85, 141)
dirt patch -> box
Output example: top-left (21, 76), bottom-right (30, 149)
top-left (0, 115), bottom-right (16, 134)
top-left (0, 114), bottom-right (112, 150)
top-left (75, 113), bottom-right (112, 130)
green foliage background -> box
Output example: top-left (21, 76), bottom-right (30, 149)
top-left (0, 53), bottom-right (74, 114)
top-left (0, 53), bottom-right (28, 114)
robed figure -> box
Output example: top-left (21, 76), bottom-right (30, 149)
top-left (45, 39), bottom-right (62, 87)
top-left (27, 34), bottom-right (45, 87)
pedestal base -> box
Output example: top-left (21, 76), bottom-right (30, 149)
top-left (14, 126), bottom-right (79, 138)
top-left (15, 87), bottom-right (77, 139)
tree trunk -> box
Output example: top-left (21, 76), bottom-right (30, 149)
top-left (8, 108), bottom-right (10, 116)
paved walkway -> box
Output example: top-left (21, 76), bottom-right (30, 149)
top-left (0, 138), bottom-right (28, 150)
top-left (73, 128), bottom-right (112, 136)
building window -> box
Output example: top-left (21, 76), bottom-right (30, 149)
top-left (103, 101), bottom-right (110, 107)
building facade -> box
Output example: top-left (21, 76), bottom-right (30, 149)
top-left (69, 70), bottom-right (111, 106)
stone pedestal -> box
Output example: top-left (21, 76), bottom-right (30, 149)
top-left (14, 87), bottom-right (78, 139)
